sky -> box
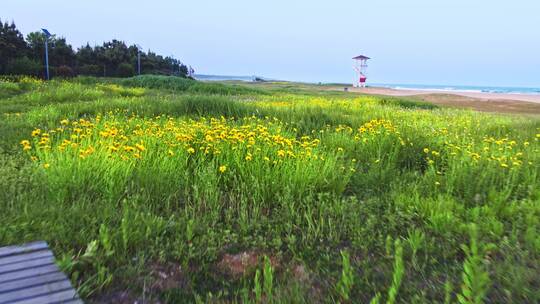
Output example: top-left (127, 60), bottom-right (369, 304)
top-left (3, 0), bottom-right (540, 86)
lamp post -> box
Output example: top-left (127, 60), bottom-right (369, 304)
top-left (41, 28), bottom-right (52, 80)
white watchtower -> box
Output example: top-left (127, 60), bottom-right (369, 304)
top-left (352, 55), bottom-right (370, 87)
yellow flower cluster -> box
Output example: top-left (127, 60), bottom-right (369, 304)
top-left (97, 84), bottom-right (145, 97)
top-left (424, 132), bottom-right (536, 169)
top-left (254, 94), bottom-right (380, 110)
top-left (315, 119), bottom-right (400, 143)
top-left (22, 113), bottom-right (326, 166)
top-left (357, 119), bottom-right (397, 135)
top-left (352, 119), bottom-right (405, 145)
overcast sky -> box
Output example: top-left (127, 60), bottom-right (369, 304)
top-left (3, 0), bottom-right (540, 86)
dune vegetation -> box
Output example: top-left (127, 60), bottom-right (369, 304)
top-left (1, 75), bottom-right (539, 303)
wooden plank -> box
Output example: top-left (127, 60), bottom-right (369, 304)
top-left (0, 242), bottom-right (82, 303)
top-left (10, 288), bottom-right (80, 304)
top-left (0, 242), bottom-right (49, 258)
top-left (0, 279), bottom-right (73, 304)
top-left (0, 264), bottom-right (59, 284)
top-left (62, 300), bottom-right (84, 304)
top-left (0, 256), bottom-right (55, 275)
top-left (0, 272), bottom-right (67, 293)
top-left (0, 250), bottom-right (53, 267)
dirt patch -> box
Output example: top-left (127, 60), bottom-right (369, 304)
top-left (217, 250), bottom-right (279, 279)
top-left (292, 264), bottom-right (310, 283)
top-left (288, 262), bottom-right (326, 303)
top-left (90, 290), bottom-right (153, 304)
top-left (89, 262), bottom-right (188, 304)
top-left (147, 262), bottom-right (189, 292)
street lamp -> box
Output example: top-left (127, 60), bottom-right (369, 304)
top-left (41, 28), bottom-right (52, 80)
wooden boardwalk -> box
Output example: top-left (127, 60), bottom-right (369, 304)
top-left (0, 241), bottom-right (82, 304)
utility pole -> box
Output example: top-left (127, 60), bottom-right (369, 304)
top-left (137, 51), bottom-right (141, 75)
top-left (170, 55), bottom-right (175, 76)
top-left (136, 44), bottom-right (142, 75)
top-left (41, 29), bottom-right (52, 80)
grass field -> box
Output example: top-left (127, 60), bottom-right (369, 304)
top-left (1, 75), bottom-right (539, 303)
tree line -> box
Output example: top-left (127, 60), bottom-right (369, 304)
top-left (0, 19), bottom-right (191, 78)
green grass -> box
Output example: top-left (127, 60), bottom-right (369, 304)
top-left (1, 76), bottom-right (539, 303)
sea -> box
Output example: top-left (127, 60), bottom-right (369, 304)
top-left (194, 74), bottom-right (540, 95)
top-left (372, 83), bottom-right (540, 95)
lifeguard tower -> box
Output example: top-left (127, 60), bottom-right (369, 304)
top-left (352, 55), bottom-right (370, 87)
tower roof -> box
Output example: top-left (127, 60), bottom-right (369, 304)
top-left (352, 55), bottom-right (370, 60)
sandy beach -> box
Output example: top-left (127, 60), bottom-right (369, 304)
top-left (333, 86), bottom-right (540, 115)
top-left (348, 87), bottom-right (540, 103)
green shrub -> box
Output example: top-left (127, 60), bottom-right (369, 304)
top-left (5, 57), bottom-right (42, 77)
top-left (55, 65), bottom-right (75, 78)
top-left (120, 75), bottom-right (194, 91)
top-left (78, 64), bottom-right (102, 77)
top-left (119, 75), bottom-right (265, 95)
top-left (116, 63), bottom-right (135, 77)
top-left (378, 97), bottom-right (439, 110)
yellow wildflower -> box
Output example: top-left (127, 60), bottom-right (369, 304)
top-left (31, 129), bottom-right (41, 137)
top-left (135, 143), bottom-right (146, 151)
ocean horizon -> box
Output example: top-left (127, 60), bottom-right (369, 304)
top-left (372, 83), bottom-right (540, 95)
top-left (194, 74), bottom-right (540, 95)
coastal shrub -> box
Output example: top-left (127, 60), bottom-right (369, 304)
top-left (120, 75), bottom-right (194, 91)
top-left (119, 74), bottom-right (265, 95)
